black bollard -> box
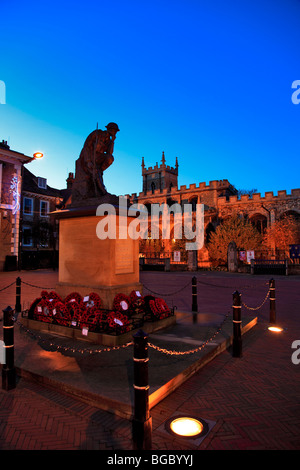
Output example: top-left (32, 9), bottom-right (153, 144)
top-left (132, 329), bottom-right (152, 450)
top-left (232, 291), bottom-right (242, 358)
top-left (269, 278), bottom-right (276, 324)
top-left (192, 276), bottom-right (198, 315)
top-left (2, 306), bottom-right (16, 390)
top-left (15, 277), bottom-right (21, 314)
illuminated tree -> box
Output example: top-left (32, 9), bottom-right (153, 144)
top-left (263, 215), bottom-right (300, 250)
top-left (207, 216), bottom-right (262, 265)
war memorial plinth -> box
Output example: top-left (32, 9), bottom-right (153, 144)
top-left (54, 205), bottom-right (142, 310)
top-left (54, 123), bottom-right (142, 309)
top-left (21, 123), bottom-right (175, 345)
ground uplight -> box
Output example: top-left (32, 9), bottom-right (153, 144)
top-left (268, 326), bottom-right (284, 333)
top-left (169, 417), bottom-right (204, 437)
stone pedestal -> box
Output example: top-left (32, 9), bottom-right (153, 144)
top-left (227, 241), bottom-right (238, 272)
top-left (55, 206), bottom-right (142, 309)
top-left (187, 250), bottom-right (198, 271)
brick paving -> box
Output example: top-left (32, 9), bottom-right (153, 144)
top-left (0, 269), bottom-right (299, 450)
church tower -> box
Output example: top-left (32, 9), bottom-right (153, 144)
top-left (142, 152), bottom-right (178, 194)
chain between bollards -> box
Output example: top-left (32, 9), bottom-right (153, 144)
top-left (132, 329), bottom-right (152, 450)
top-left (2, 306), bottom-right (16, 391)
top-left (15, 277), bottom-right (21, 314)
top-left (192, 276), bottom-right (198, 324)
top-left (269, 278), bottom-right (276, 324)
top-left (232, 291), bottom-right (242, 358)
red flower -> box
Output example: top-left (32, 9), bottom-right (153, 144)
top-left (29, 289), bottom-right (172, 336)
top-left (79, 306), bottom-right (101, 332)
top-left (64, 292), bottom-right (83, 305)
top-left (129, 290), bottom-right (144, 312)
top-left (33, 299), bottom-right (53, 323)
top-left (113, 293), bottom-right (131, 314)
top-left (52, 301), bottom-right (71, 326)
top-left (107, 311), bottom-right (131, 333)
top-left (48, 291), bottom-right (63, 303)
top-left (83, 292), bottom-right (102, 310)
top-left (149, 298), bottom-right (171, 320)
top-left (65, 300), bottom-right (84, 326)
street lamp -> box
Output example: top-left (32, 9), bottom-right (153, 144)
top-left (33, 152), bottom-right (43, 159)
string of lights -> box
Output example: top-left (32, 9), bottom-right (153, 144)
top-left (16, 308), bottom-right (232, 357)
top-left (17, 320), bottom-right (133, 355)
top-left (3, 277), bottom-right (271, 357)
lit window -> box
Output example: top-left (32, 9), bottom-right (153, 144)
top-left (23, 197), bottom-right (33, 215)
top-left (40, 200), bottom-right (49, 217)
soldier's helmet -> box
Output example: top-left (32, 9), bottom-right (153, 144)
top-left (105, 122), bottom-right (120, 132)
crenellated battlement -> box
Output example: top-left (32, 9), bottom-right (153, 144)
top-left (178, 179), bottom-right (232, 192)
top-left (128, 151), bottom-right (300, 218)
top-left (218, 188), bottom-right (300, 205)
top-left (143, 164), bottom-right (177, 173)
top-left (127, 178), bottom-right (235, 200)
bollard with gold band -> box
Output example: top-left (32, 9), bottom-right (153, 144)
top-left (15, 276), bottom-right (21, 314)
top-left (192, 276), bottom-right (198, 324)
top-left (192, 276), bottom-right (198, 312)
top-left (232, 291), bottom-right (242, 358)
top-left (2, 306), bottom-right (16, 390)
top-left (132, 329), bottom-right (152, 450)
top-left (269, 278), bottom-right (276, 324)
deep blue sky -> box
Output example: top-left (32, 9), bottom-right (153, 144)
top-left (0, 0), bottom-right (299, 196)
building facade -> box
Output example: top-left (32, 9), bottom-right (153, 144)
top-left (127, 153), bottom-right (300, 266)
top-left (20, 167), bottom-right (66, 269)
top-left (0, 140), bottom-right (32, 270)
top-left (0, 137), bottom-right (73, 271)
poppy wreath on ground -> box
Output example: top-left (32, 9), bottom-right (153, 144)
top-left (107, 311), bottom-right (131, 334)
top-left (52, 301), bottom-right (72, 327)
top-left (113, 293), bottom-right (131, 316)
top-left (64, 292), bottom-right (84, 326)
top-left (40, 290), bottom-right (62, 302)
top-left (28, 297), bottom-right (41, 316)
top-left (48, 291), bottom-right (63, 303)
top-left (79, 306), bottom-right (101, 332)
top-left (64, 292), bottom-right (83, 305)
top-left (129, 290), bottom-right (145, 313)
top-left (148, 298), bottom-right (171, 320)
top-left (33, 298), bottom-right (54, 323)
top-left (65, 300), bottom-right (85, 327)
top-left (82, 292), bottom-right (102, 310)
top-left (142, 295), bottom-right (156, 317)
top-left (97, 310), bottom-right (108, 331)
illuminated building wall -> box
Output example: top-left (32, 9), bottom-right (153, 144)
top-left (0, 140), bottom-right (32, 270)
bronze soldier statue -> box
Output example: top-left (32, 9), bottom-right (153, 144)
top-left (71, 122), bottom-right (120, 203)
